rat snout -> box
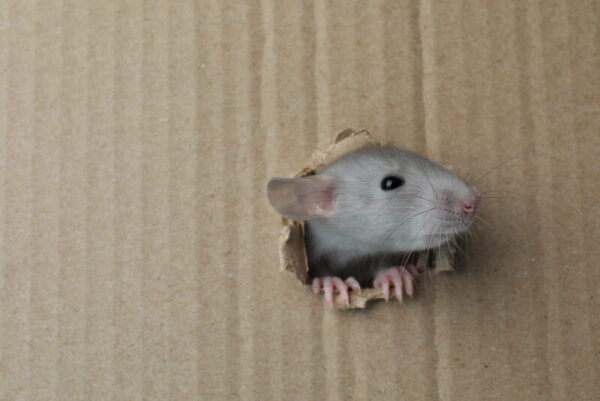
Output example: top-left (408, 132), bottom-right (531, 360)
top-left (436, 187), bottom-right (480, 226)
top-left (460, 193), bottom-right (480, 216)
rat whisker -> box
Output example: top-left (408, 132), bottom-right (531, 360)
top-left (416, 158), bottom-right (439, 201)
top-left (404, 194), bottom-right (436, 205)
top-left (380, 207), bottom-right (437, 246)
top-left (480, 189), bottom-right (526, 200)
top-left (452, 237), bottom-right (471, 264)
top-left (465, 231), bottom-right (472, 282)
top-left (471, 152), bottom-right (525, 185)
top-left (478, 196), bottom-right (510, 201)
top-left (474, 215), bottom-right (513, 251)
top-left (466, 142), bottom-right (499, 182)
top-left (370, 208), bottom-right (438, 289)
top-left (378, 209), bottom-right (433, 268)
top-left (433, 234), bottom-right (451, 287)
top-left (404, 218), bottom-right (431, 265)
top-left (424, 218), bottom-right (448, 287)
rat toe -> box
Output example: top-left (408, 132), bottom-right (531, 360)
top-left (400, 268), bottom-right (414, 297)
top-left (332, 277), bottom-right (349, 306)
top-left (322, 277), bottom-right (334, 306)
top-left (312, 277), bottom-right (322, 294)
top-left (344, 277), bottom-right (361, 293)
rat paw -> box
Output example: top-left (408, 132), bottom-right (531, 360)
top-left (373, 265), bottom-right (418, 302)
top-left (312, 276), bottom-right (361, 307)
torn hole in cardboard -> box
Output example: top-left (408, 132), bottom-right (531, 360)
top-left (277, 129), bottom-right (457, 309)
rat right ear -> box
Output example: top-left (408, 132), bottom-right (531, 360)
top-left (266, 176), bottom-right (335, 221)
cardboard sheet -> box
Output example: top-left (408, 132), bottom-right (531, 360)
top-left (1, 1), bottom-right (599, 400)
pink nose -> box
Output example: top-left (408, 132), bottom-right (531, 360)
top-left (460, 198), bottom-right (479, 215)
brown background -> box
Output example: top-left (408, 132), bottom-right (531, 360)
top-left (1, 1), bottom-right (599, 400)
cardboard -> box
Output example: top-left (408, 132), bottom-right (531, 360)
top-left (1, 1), bottom-right (599, 400)
top-left (277, 129), bottom-right (457, 309)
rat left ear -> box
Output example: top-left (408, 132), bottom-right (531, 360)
top-left (266, 175), bottom-right (335, 221)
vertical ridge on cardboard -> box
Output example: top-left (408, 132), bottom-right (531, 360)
top-left (166, 2), bottom-right (200, 399)
top-left (567, 1), bottom-right (600, 396)
top-left (218, 1), bottom-right (242, 398)
top-left (30, 1), bottom-right (61, 399)
top-left (271, 1), bottom-right (330, 400)
top-left (57, 1), bottom-right (89, 398)
top-left (524, 0), bottom-right (587, 398)
top-left (313, 0), bottom-right (332, 148)
top-left (314, 4), bottom-right (344, 399)
top-left (540, 1), bottom-right (598, 398)
top-left (300, 0), bottom-right (318, 155)
top-left (513, 1), bottom-right (551, 398)
top-left (141, 1), bottom-right (170, 399)
top-left (222, 2), bottom-right (257, 398)
top-left (113, 0), bottom-right (144, 399)
top-left (353, 1), bottom-right (386, 139)
top-left (3, 2), bottom-right (35, 400)
top-left (382, 0), bottom-right (425, 150)
top-left (84, 1), bottom-right (118, 397)
top-left (243, 1), bottom-right (282, 399)
top-left (262, 2), bottom-right (288, 399)
top-left (195, 0), bottom-right (228, 398)
top-left (535, 1), bottom-right (572, 398)
top-left (247, 0), bottom-right (269, 395)
top-left (536, 1), bottom-right (589, 398)
top-left (0, 0), bottom-right (6, 392)
top-left (327, 2), bottom-right (359, 136)
top-left (417, 0), bottom-right (437, 159)
top-left (522, 1), bottom-right (560, 399)
top-left (484, 2), bottom-right (544, 398)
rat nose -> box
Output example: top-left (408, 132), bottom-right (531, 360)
top-left (460, 196), bottom-right (479, 215)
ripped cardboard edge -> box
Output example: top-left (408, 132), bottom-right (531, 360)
top-left (278, 129), bottom-right (457, 309)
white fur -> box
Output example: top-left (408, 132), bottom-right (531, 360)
top-left (303, 147), bottom-right (479, 271)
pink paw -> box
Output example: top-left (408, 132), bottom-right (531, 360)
top-left (373, 265), bottom-right (418, 302)
top-left (312, 276), bottom-right (361, 307)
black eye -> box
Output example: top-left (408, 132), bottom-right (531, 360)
top-left (381, 176), bottom-right (405, 190)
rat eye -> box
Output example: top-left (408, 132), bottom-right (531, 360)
top-left (381, 176), bottom-right (405, 190)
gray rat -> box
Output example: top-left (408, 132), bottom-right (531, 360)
top-left (266, 146), bottom-right (480, 306)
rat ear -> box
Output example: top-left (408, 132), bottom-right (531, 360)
top-left (266, 175), bottom-right (336, 221)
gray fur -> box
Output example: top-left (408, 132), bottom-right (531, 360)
top-left (268, 146), bottom-right (479, 280)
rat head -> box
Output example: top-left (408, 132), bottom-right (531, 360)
top-left (267, 147), bottom-right (480, 252)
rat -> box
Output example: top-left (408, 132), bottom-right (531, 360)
top-left (266, 146), bottom-right (480, 307)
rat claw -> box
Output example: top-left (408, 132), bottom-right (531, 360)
top-left (382, 281), bottom-right (390, 301)
top-left (344, 277), bottom-right (361, 293)
top-left (374, 266), bottom-right (418, 302)
top-left (322, 277), bottom-right (334, 306)
top-left (332, 277), bottom-right (349, 306)
top-left (401, 268), bottom-right (414, 297)
top-left (386, 268), bottom-right (403, 302)
top-left (374, 270), bottom-right (394, 301)
top-left (312, 277), bottom-right (322, 294)
top-left (374, 275), bottom-right (390, 301)
top-left (407, 264), bottom-right (418, 277)
top-left (313, 275), bottom-right (360, 307)
top-left (390, 271), bottom-right (404, 302)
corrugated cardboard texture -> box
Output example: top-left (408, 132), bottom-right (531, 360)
top-left (1, 1), bottom-right (598, 400)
